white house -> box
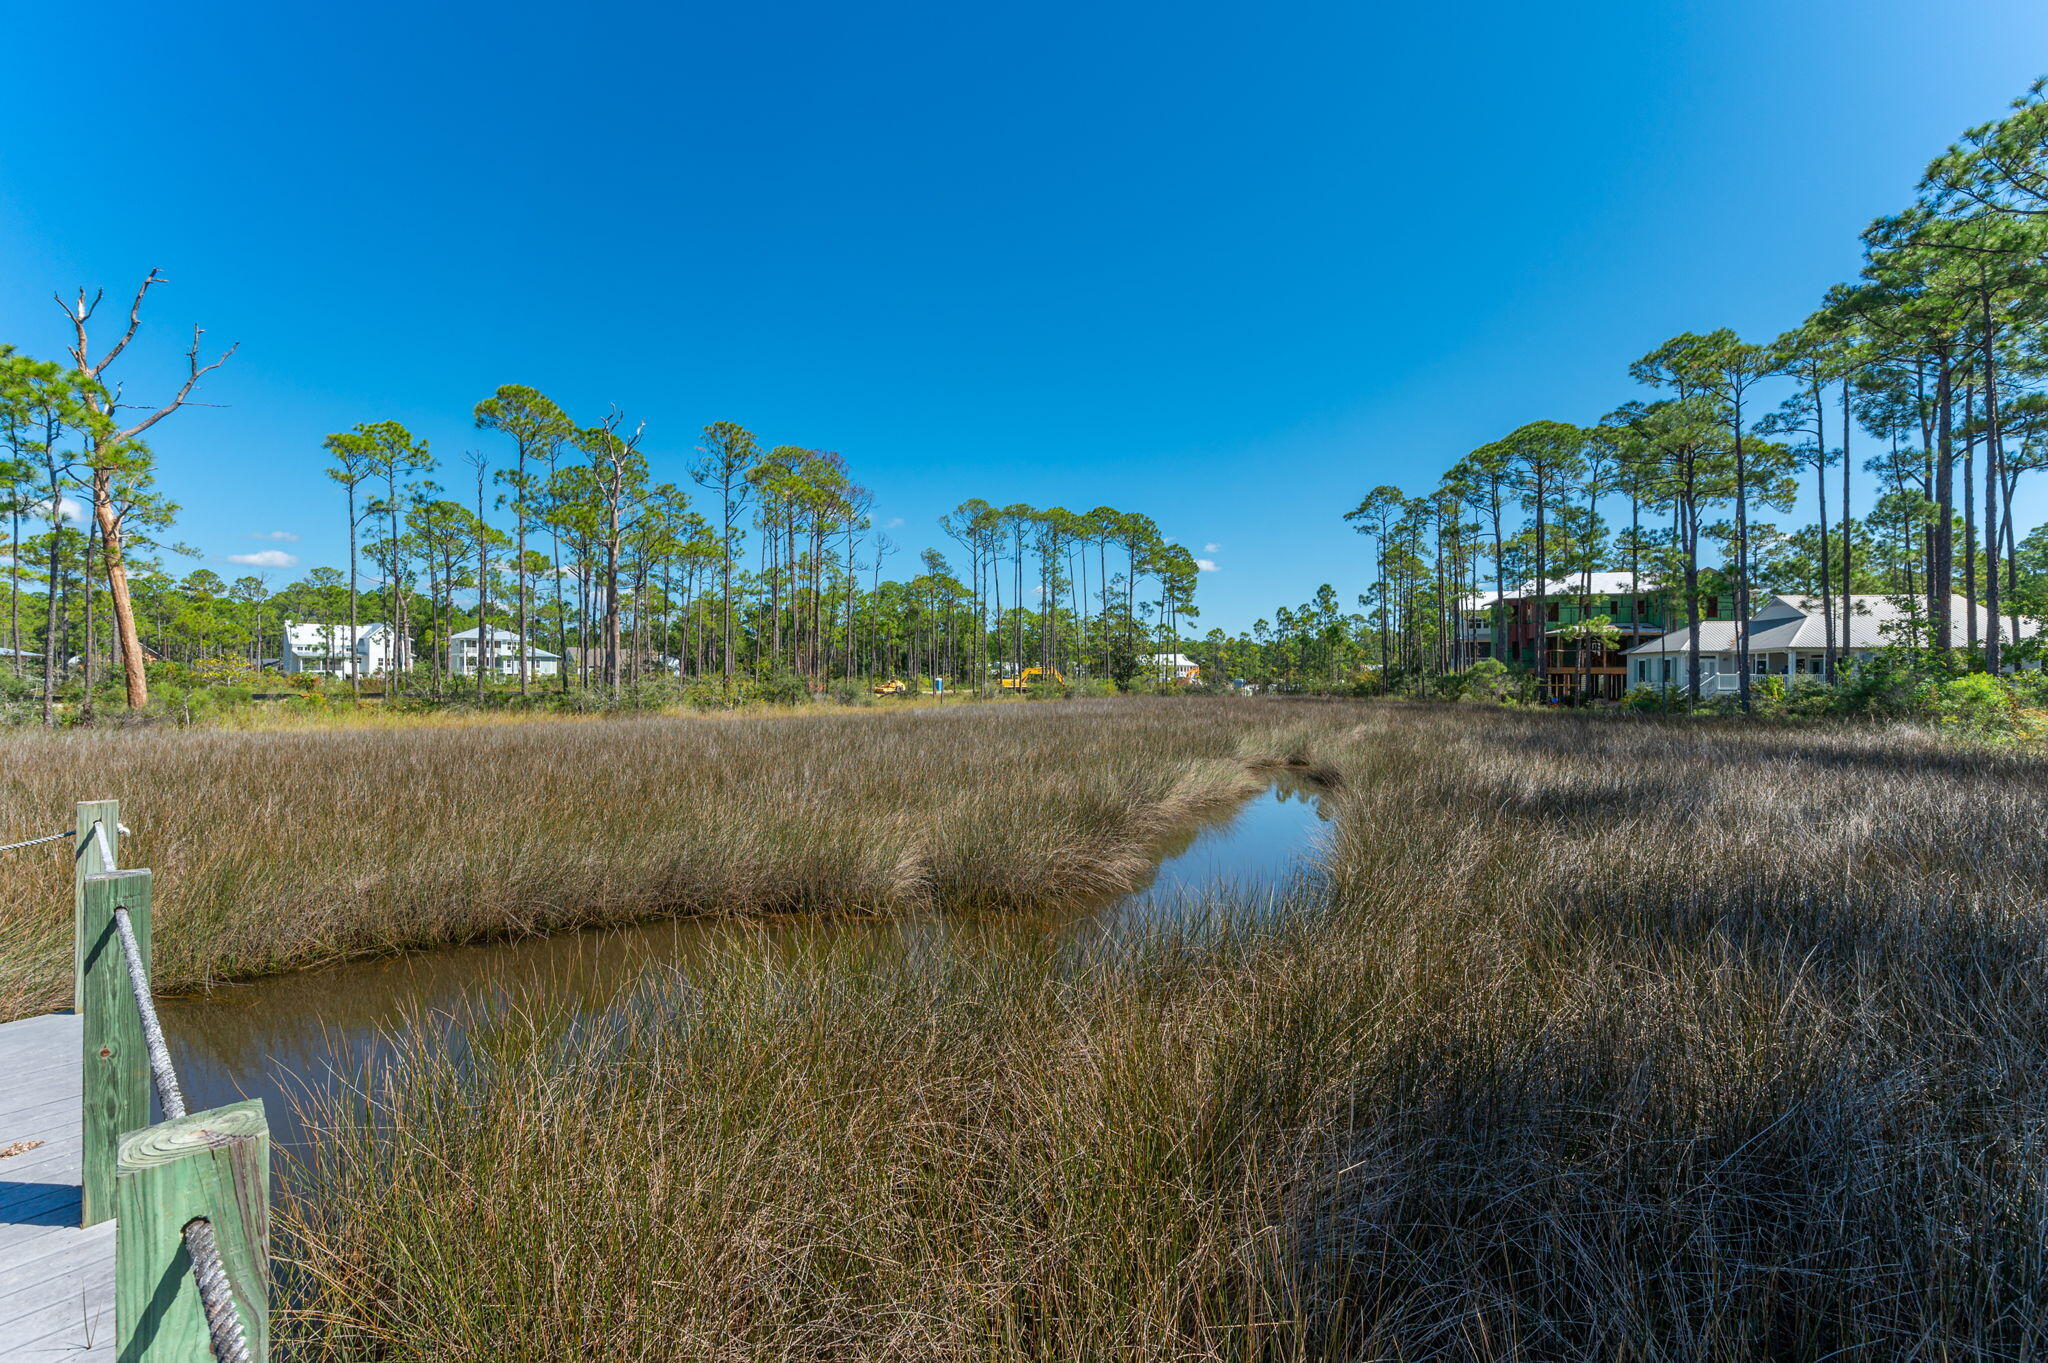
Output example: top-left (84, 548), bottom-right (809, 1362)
top-left (450, 627), bottom-right (562, 678)
top-left (1624, 594), bottom-right (2036, 695)
top-left (1141, 653), bottom-right (1201, 684)
top-left (279, 621), bottom-right (409, 676)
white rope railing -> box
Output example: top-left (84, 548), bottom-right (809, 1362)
top-left (0, 829), bottom-right (73, 853)
top-left (93, 820), bottom-right (254, 1363)
top-left (183, 1217), bottom-right (254, 1363)
top-left (109, 905), bottom-right (187, 1122)
top-left (0, 821), bottom-right (134, 856)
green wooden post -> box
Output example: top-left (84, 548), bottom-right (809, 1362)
top-left (73, 797), bottom-right (119, 990)
top-left (115, 1100), bottom-right (269, 1363)
top-left (79, 865), bottom-right (149, 1228)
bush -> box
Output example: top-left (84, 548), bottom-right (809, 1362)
top-left (189, 656), bottom-right (258, 686)
top-left (1621, 684), bottom-right (1684, 714)
top-left (1459, 658), bottom-right (1536, 705)
top-left (823, 680), bottom-right (876, 707)
top-left (1919, 672), bottom-right (2016, 735)
top-left (1781, 677), bottom-right (1838, 717)
top-left (681, 681), bottom-right (738, 711)
top-left (747, 671), bottom-right (810, 707)
top-left (1832, 650), bottom-right (1944, 719)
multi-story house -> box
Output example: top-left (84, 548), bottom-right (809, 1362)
top-left (450, 627), bottom-right (562, 678)
top-left (1461, 574), bottom-right (1737, 701)
top-left (278, 621), bottom-right (409, 676)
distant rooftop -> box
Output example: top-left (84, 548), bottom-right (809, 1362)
top-left (1625, 595), bottom-right (2037, 655)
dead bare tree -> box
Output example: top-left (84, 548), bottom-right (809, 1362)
top-left (58, 270), bottom-right (235, 707)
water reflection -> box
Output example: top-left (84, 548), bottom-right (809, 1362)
top-left (1096, 772), bottom-right (1328, 931)
top-left (160, 773), bottom-right (1332, 1146)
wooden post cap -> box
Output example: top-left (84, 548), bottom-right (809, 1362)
top-left (117, 1100), bottom-right (268, 1170)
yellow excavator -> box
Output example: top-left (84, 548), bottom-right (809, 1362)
top-left (999, 666), bottom-right (1065, 692)
top-left (872, 679), bottom-right (908, 696)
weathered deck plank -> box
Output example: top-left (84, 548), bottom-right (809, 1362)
top-left (0, 1013), bottom-right (113, 1362)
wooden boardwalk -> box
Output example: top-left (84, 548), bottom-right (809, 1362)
top-left (0, 1012), bottom-right (114, 1362)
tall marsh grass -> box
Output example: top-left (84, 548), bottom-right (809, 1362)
top-left (281, 704), bottom-right (2048, 1360)
top-left (0, 699), bottom-right (1301, 1019)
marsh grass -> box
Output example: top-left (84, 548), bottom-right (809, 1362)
top-left (281, 703), bottom-right (2048, 1360)
top-left (0, 698), bottom-right (1311, 1019)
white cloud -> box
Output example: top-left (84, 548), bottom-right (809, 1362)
top-left (1195, 558), bottom-right (1219, 573)
top-left (1203, 543), bottom-right (1220, 554)
top-left (25, 496), bottom-right (85, 525)
top-left (885, 516), bottom-right (905, 529)
top-left (249, 530), bottom-right (299, 542)
top-left (225, 550), bottom-right (299, 569)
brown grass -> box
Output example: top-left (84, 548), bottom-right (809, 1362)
top-left (278, 702), bottom-right (2048, 1360)
top-left (0, 698), bottom-right (1306, 1020)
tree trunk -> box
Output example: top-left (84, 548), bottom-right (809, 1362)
top-left (1813, 371), bottom-right (1836, 677)
top-left (1931, 350), bottom-right (1954, 650)
top-left (476, 472), bottom-right (489, 703)
top-left (1981, 285), bottom-right (2004, 673)
top-left (516, 449), bottom-right (530, 695)
top-left (1683, 475), bottom-right (1701, 709)
top-left (604, 500), bottom-right (622, 697)
top-left (7, 503), bottom-right (18, 676)
top-left (89, 483), bottom-right (147, 710)
top-left (1840, 378), bottom-right (1853, 679)
top-left (42, 462), bottom-right (61, 727)
top-left (1531, 469), bottom-right (1548, 698)
top-left (1963, 379), bottom-right (1977, 652)
top-left (1732, 393), bottom-right (1752, 714)
top-left (346, 487), bottom-right (361, 702)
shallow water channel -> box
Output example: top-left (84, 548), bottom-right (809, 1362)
top-left (159, 773), bottom-right (1330, 1147)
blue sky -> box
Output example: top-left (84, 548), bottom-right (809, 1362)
top-left (1, 1), bottom-right (2043, 632)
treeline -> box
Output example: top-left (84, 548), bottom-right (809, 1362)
top-left (314, 398), bottom-right (1208, 700)
top-left (1, 335), bottom-right (1211, 716)
top-left (1201, 80), bottom-right (2048, 706)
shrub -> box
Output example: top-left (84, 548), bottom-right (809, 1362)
top-left (1459, 658), bottom-right (1535, 705)
top-left (190, 656), bottom-right (258, 686)
top-left (1782, 677), bottom-right (1838, 717)
top-left (747, 671), bottom-right (810, 707)
top-left (1833, 649), bottom-right (1948, 719)
top-left (1622, 683), bottom-right (1683, 713)
top-left (1921, 671), bottom-right (2016, 734)
top-left (682, 681), bottom-right (738, 711)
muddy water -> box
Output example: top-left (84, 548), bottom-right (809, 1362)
top-left (158, 773), bottom-right (1330, 1146)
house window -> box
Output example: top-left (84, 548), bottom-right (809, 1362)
top-left (1703, 599), bottom-right (1720, 619)
top-left (1546, 603), bottom-right (1559, 622)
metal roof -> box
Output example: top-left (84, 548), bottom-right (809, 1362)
top-left (1625, 595), bottom-right (2036, 655)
